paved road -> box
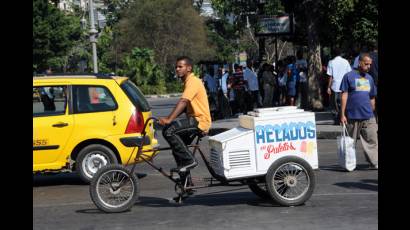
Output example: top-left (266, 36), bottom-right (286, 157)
top-left (33, 97), bottom-right (378, 230)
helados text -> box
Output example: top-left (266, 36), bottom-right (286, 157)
top-left (255, 121), bottom-right (316, 144)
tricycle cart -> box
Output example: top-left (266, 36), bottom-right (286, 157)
top-left (90, 109), bottom-right (317, 213)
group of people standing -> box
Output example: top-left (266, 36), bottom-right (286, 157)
top-left (201, 50), bottom-right (310, 120)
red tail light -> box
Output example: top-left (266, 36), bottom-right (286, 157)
top-left (125, 108), bottom-right (145, 134)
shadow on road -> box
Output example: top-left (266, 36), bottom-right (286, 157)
top-left (334, 179), bottom-right (378, 192)
top-left (75, 209), bottom-right (126, 215)
top-left (319, 164), bottom-right (378, 172)
top-left (75, 192), bottom-right (299, 214)
top-left (137, 192), bottom-right (282, 208)
top-left (33, 173), bottom-right (87, 187)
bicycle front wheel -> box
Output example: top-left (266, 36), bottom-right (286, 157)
top-left (89, 165), bottom-right (139, 213)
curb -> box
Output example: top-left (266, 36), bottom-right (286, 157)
top-left (316, 130), bottom-right (338, 139)
top-left (146, 93), bottom-right (182, 99)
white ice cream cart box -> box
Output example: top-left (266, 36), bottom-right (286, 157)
top-left (209, 107), bottom-right (318, 180)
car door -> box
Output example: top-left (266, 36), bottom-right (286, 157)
top-left (70, 85), bottom-right (118, 141)
top-left (33, 85), bottom-right (74, 169)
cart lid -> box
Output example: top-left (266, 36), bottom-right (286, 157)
top-left (208, 126), bottom-right (253, 143)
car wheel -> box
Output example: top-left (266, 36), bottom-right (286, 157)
top-left (76, 144), bottom-right (118, 183)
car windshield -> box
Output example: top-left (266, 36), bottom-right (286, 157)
top-left (120, 80), bottom-right (151, 112)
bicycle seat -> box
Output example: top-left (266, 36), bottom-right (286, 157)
top-left (196, 131), bottom-right (208, 138)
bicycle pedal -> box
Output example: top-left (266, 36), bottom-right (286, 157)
top-left (135, 173), bottom-right (147, 179)
top-left (170, 196), bottom-right (184, 204)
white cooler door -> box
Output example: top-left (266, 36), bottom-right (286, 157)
top-left (253, 114), bottom-right (319, 172)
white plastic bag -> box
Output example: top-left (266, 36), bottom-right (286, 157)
top-left (337, 124), bottom-right (356, 171)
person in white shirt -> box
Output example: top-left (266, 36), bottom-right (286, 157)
top-left (218, 66), bottom-right (232, 118)
top-left (326, 47), bottom-right (352, 122)
top-left (220, 67), bottom-right (229, 98)
top-left (243, 61), bottom-right (261, 110)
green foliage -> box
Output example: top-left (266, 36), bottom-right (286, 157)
top-left (117, 47), bottom-right (167, 94)
top-left (205, 20), bottom-right (237, 63)
top-left (101, 0), bottom-right (133, 27)
top-left (295, 0), bottom-right (378, 51)
top-left (114, 0), bottom-right (215, 71)
top-left (97, 27), bottom-right (116, 73)
top-left (349, 0), bottom-right (378, 47)
top-left (33, 0), bottom-right (82, 72)
top-left (209, 0), bottom-right (286, 63)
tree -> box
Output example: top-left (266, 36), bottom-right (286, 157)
top-left (97, 27), bottom-right (116, 73)
top-left (210, 0), bottom-right (377, 108)
top-left (114, 0), bottom-right (216, 72)
top-left (117, 47), bottom-right (167, 94)
top-left (289, 0), bottom-right (378, 109)
top-left (33, 0), bottom-right (82, 73)
top-left (102, 0), bottom-right (133, 27)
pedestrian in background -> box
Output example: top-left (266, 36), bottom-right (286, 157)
top-left (244, 61), bottom-right (261, 110)
top-left (257, 63), bottom-right (265, 104)
top-left (352, 45), bottom-right (369, 70)
top-left (276, 60), bottom-right (288, 106)
top-left (367, 42), bottom-right (378, 122)
top-left (218, 66), bottom-right (231, 118)
top-left (326, 47), bottom-right (352, 124)
top-left (202, 68), bottom-right (218, 120)
top-left (286, 56), bottom-right (299, 106)
top-left (231, 64), bottom-right (247, 115)
top-left (340, 53), bottom-right (378, 170)
top-left (296, 50), bottom-right (308, 109)
top-left (261, 63), bottom-right (276, 107)
top-left (227, 69), bottom-right (237, 115)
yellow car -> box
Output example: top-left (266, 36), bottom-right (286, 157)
top-left (33, 74), bottom-right (158, 183)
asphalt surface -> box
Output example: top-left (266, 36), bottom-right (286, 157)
top-left (33, 97), bottom-right (378, 230)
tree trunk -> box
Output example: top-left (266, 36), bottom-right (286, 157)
top-left (306, 2), bottom-right (324, 110)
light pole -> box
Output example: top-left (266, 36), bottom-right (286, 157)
top-left (88, 0), bottom-right (98, 73)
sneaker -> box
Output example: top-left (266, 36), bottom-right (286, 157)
top-left (171, 161), bottom-right (198, 173)
top-left (368, 164), bottom-right (378, 170)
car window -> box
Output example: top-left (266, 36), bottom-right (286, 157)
top-left (120, 80), bottom-right (150, 112)
top-left (33, 86), bottom-right (67, 117)
top-left (73, 85), bottom-right (117, 113)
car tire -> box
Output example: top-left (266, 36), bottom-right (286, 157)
top-left (76, 144), bottom-right (118, 183)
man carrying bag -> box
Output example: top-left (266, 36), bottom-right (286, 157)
top-left (339, 53), bottom-right (378, 171)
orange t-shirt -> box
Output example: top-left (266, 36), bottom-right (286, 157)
top-left (181, 73), bottom-right (212, 131)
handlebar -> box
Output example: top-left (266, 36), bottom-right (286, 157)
top-left (142, 116), bottom-right (161, 136)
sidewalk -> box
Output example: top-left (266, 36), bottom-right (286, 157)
top-left (211, 111), bottom-right (340, 139)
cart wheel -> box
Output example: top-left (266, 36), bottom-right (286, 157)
top-left (266, 156), bottom-right (315, 206)
top-left (89, 164), bottom-right (139, 213)
top-left (248, 178), bottom-right (271, 199)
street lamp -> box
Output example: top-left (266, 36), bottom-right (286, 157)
top-left (88, 0), bottom-right (98, 73)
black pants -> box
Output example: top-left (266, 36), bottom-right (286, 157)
top-left (248, 90), bottom-right (261, 110)
top-left (162, 117), bottom-right (201, 166)
top-left (234, 89), bottom-right (247, 114)
top-left (218, 91), bottom-right (231, 119)
top-left (298, 82), bottom-right (308, 109)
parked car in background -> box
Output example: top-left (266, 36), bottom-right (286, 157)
top-left (33, 74), bottom-right (158, 183)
